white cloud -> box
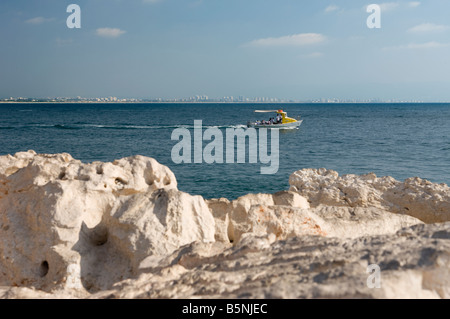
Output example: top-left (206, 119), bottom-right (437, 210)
top-left (245, 33), bottom-right (326, 48)
top-left (376, 1), bottom-right (420, 12)
top-left (383, 41), bottom-right (449, 50)
top-left (408, 1), bottom-right (421, 7)
top-left (25, 17), bottom-right (54, 25)
top-left (96, 28), bottom-right (126, 38)
top-left (408, 23), bottom-right (449, 34)
top-left (325, 5), bottom-right (339, 13)
top-left (379, 2), bottom-right (400, 12)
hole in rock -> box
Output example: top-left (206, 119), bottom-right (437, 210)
top-left (80, 222), bottom-right (109, 247)
top-left (96, 166), bottom-right (103, 175)
top-left (145, 175), bottom-right (154, 186)
top-left (91, 226), bottom-right (109, 246)
top-left (115, 178), bottom-right (127, 185)
top-left (163, 176), bottom-right (171, 186)
top-left (58, 171), bottom-right (66, 180)
top-left (154, 189), bottom-right (168, 202)
top-left (39, 261), bottom-right (49, 277)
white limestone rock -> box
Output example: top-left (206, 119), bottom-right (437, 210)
top-left (289, 168), bottom-right (450, 223)
top-left (312, 205), bottom-right (423, 238)
top-left (0, 151), bottom-right (214, 294)
top-left (1, 152), bottom-right (448, 299)
top-left (205, 198), bottom-right (231, 242)
top-left (227, 193), bottom-right (275, 243)
top-left (245, 205), bottom-right (327, 240)
top-left (92, 222), bottom-right (450, 299)
top-left (207, 189), bottom-right (421, 244)
top-left (207, 192), bottom-right (311, 244)
top-left (0, 150), bottom-right (37, 180)
top-left (272, 190), bottom-right (310, 209)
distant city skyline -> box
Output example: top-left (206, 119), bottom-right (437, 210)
top-left (0, 95), bottom-right (431, 104)
top-left (1, 1), bottom-right (450, 101)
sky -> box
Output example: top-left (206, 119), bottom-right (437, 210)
top-left (1, 0), bottom-right (450, 101)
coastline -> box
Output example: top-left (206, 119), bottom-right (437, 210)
top-left (1, 101), bottom-right (443, 104)
top-left (0, 101), bottom-right (440, 104)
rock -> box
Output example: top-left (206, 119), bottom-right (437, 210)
top-left (385, 177), bottom-right (450, 223)
top-left (0, 150), bottom-right (37, 179)
top-left (289, 168), bottom-right (450, 223)
top-left (207, 192), bottom-right (311, 244)
top-left (91, 222), bottom-right (450, 299)
top-left (0, 286), bottom-right (60, 299)
top-left (313, 205), bottom-right (423, 238)
top-left (228, 203), bottom-right (422, 241)
top-left (0, 151), bottom-right (214, 294)
top-left (205, 198), bottom-right (231, 243)
top-left (246, 205), bottom-right (327, 240)
top-left (227, 193), bottom-right (274, 243)
top-left (1, 151), bottom-right (448, 299)
top-left (207, 190), bottom-right (420, 243)
top-left (272, 190), bottom-right (310, 209)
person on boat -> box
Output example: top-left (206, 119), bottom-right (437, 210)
top-left (276, 113), bottom-right (282, 124)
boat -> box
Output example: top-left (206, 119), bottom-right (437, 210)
top-left (247, 109), bottom-right (302, 128)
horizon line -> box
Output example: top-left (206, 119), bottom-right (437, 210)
top-left (2, 101), bottom-right (450, 104)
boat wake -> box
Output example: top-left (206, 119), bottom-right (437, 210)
top-left (0, 123), bottom-right (250, 131)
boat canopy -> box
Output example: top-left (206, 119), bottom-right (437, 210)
top-left (254, 109), bottom-right (286, 114)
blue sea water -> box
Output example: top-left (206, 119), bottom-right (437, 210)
top-left (1, 103), bottom-right (449, 200)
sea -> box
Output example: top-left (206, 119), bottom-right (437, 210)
top-left (1, 103), bottom-right (449, 200)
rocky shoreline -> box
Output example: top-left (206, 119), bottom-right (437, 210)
top-left (0, 151), bottom-right (448, 298)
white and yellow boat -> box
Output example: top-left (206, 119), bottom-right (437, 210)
top-left (247, 109), bottom-right (302, 128)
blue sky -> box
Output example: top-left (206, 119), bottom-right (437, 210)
top-left (1, 0), bottom-right (450, 101)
